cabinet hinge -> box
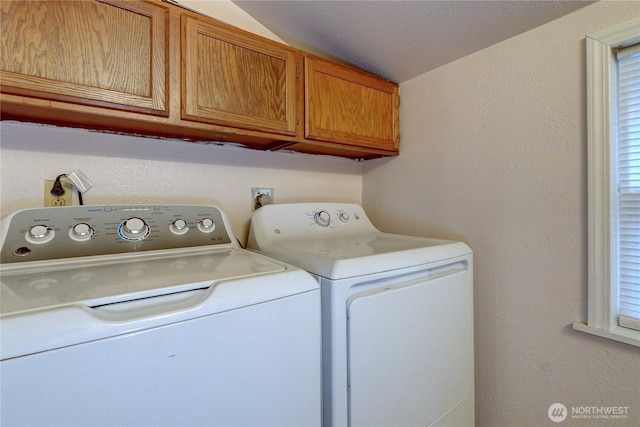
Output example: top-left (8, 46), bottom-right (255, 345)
top-left (296, 63), bottom-right (300, 79)
top-left (296, 110), bottom-right (300, 126)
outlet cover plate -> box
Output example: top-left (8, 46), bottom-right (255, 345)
top-left (251, 187), bottom-right (274, 211)
top-left (44, 180), bottom-right (73, 207)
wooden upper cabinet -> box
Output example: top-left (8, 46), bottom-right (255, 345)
top-left (1, 0), bottom-right (399, 159)
top-left (181, 15), bottom-right (298, 136)
top-left (304, 56), bottom-right (399, 152)
top-left (0, 0), bottom-right (169, 116)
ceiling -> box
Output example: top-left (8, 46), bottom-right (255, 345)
top-left (231, 0), bottom-right (595, 83)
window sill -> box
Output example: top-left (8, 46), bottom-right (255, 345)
top-left (573, 322), bottom-right (640, 348)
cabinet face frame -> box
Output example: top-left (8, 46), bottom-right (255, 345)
top-left (181, 15), bottom-right (298, 137)
top-left (304, 56), bottom-right (399, 152)
top-left (1, 0), bottom-right (400, 160)
top-left (0, 0), bottom-right (169, 116)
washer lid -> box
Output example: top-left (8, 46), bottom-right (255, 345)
top-left (258, 232), bottom-right (471, 279)
top-left (1, 248), bottom-right (288, 316)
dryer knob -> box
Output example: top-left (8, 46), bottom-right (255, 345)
top-left (314, 211), bottom-right (331, 227)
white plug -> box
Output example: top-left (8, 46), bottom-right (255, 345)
top-left (64, 170), bottom-right (94, 194)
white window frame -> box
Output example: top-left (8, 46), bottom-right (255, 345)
top-left (573, 18), bottom-right (640, 347)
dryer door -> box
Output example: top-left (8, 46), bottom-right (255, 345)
top-left (346, 264), bottom-right (474, 427)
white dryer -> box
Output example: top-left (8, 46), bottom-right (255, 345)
top-left (1, 204), bottom-right (321, 427)
top-left (248, 203), bottom-right (474, 427)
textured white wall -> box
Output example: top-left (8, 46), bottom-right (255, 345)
top-left (363, 1), bottom-right (640, 426)
top-left (0, 122), bottom-right (361, 243)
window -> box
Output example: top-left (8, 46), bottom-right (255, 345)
top-left (617, 44), bottom-right (640, 332)
top-left (573, 18), bottom-right (640, 347)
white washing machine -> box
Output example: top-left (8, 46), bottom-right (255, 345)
top-left (1, 204), bottom-right (322, 427)
top-left (248, 203), bottom-right (474, 427)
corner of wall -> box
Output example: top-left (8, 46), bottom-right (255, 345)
top-left (173, 0), bottom-right (286, 43)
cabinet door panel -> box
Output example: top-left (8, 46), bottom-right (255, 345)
top-left (305, 57), bottom-right (399, 151)
top-left (182, 16), bottom-right (297, 136)
top-left (0, 0), bottom-right (168, 115)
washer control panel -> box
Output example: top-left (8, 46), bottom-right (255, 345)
top-left (0, 204), bottom-right (233, 263)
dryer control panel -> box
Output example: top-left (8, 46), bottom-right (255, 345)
top-left (0, 204), bottom-right (234, 263)
top-left (247, 203), bottom-right (381, 251)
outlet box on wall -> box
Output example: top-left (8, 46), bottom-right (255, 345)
top-left (44, 180), bottom-right (72, 207)
top-left (251, 187), bottom-right (274, 211)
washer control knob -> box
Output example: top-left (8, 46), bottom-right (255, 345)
top-left (119, 217), bottom-right (150, 241)
top-left (339, 212), bottom-right (350, 223)
top-left (314, 211), bottom-right (331, 227)
top-left (26, 224), bottom-right (54, 244)
top-left (198, 218), bottom-right (216, 233)
top-left (170, 219), bottom-right (189, 235)
top-left (70, 223), bottom-right (94, 241)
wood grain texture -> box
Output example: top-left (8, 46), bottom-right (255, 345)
top-left (0, 1), bottom-right (398, 160)
top-left (0, 0), bottom-right (168, 115)
top-left (305, 56), bottom-right (399, 151)
top-left (280, 140), bottom-right (399, 161)
top-left (199, 37), bottom-right (287, 121)
top-left (182, 15), bottom-right (297, 136)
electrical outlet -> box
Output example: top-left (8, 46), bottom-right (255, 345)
top-left (44, 180), bottom-right (73, 207)
top-left (251, 187), bottom-right (274, 211)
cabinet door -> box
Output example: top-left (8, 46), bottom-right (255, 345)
top-left (182, 15), bottom-right (297, 136)
top-left (0, 0), bottom-right (168, 116)
top-left (305, 56), bottom-right (399, 152)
